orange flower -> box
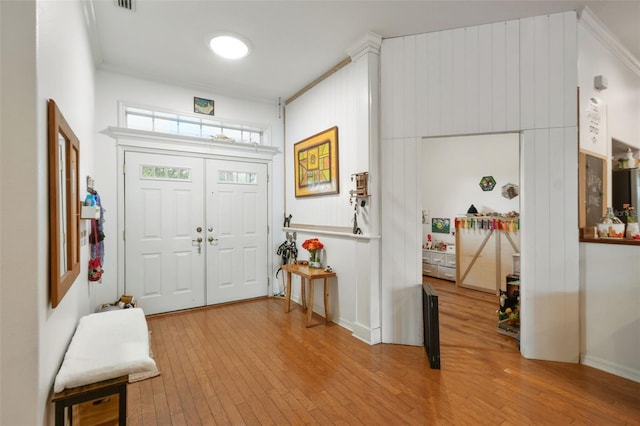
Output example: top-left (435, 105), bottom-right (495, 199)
top-left (302, 238), bottom-right (324, 251)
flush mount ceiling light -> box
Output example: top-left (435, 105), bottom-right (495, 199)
top-left (209, 35), bottom-right (250, 60)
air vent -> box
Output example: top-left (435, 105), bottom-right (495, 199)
top-left (114, 0), bottom-right (135, 11)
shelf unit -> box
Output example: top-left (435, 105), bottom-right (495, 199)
top-left (422, 249), bottom-right (456, 282)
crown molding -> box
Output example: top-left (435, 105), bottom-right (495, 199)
top-left (82, 0), bottom-right (104, 65)
top-left (579, 6), bottom-right (640, 78)
top-left (347, 32), bottom-right (382, 61)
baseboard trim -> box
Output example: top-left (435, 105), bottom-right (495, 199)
top-left (352, 322), bottom-right (381, 345)
top-left (582, 354), bottom-right (640, 384)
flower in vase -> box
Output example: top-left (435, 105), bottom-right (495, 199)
top-left (302, 238), bottom-right (324, 252)
top-left (623, 204), bottom-right (637, 222)
top-left (302, 238), bottom-right (324, 267)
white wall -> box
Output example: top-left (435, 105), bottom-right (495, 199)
top-left (284, 35), bottom-right (382, 344)
top-left (1, 0), bottom-right (96, 424)
top-left (578, 11), bottom-right (640, 382)
top-left (381, 12), bottom-right (580, 363)
top-left (93, 71), bottom-right (284, 306)
top-left (1, 2), bottom-right (39, 424)
top-left (578, 11), bottom-right (640, 158)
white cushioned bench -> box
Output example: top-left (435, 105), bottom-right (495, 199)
top-left (52, 308), bottom-right (156, 425)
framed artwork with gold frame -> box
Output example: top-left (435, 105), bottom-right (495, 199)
top-left (294, 126), bottom-right (339, 197)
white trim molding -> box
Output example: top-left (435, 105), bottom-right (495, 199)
top-left (579, 6), bottom-right (640, 78)
top-left (105, 126), bottom-right (279, 160)
top-left (347, 32), bottom-right (382, 61)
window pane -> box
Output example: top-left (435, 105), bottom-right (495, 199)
top-left (179, 121), bottom-right (201, 137)
top-left (223, 128), bottom-right (242, 142)
top-left (217, 170), bottom-right (257, 184)
top-left (124, 105), bottom-right (263, 142)
top-left (127, 114), bottom-right (153, 131)
top-left (204, 126), bottom-right (223, 138)
top-left (249, 132), bottom-right (261, 144)
top-left (154, 118), bottom-right (178, 134)
top-left (155, 111), bottom-right (178, 119)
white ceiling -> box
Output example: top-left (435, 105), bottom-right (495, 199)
top-left (87, 0), bottom-right (640, 104)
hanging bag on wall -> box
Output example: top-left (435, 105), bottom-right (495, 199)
top-left (88, 219), bottom-right (103, 282)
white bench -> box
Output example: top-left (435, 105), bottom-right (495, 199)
top-left (52, 308), bottom-right (156, 425)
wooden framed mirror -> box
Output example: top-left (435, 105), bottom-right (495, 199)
top-left (48, 99), bottom-right (80, 308)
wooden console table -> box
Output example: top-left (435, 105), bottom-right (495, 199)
top-left (282, 263), bottom-right (336, 327)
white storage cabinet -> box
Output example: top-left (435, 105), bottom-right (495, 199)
top-left (422, 249), bottom-right (456, 282)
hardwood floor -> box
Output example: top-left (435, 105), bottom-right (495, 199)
top-left (128, 279), bottom-right (640, 425)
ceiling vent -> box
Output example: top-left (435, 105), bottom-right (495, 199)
top-left (114, 0), bottom-right (135, 11)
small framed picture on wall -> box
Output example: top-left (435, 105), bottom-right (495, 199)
top-left (432, 218), bottom-right (450, 234)
top-left (194, 97), bottom-right (215, 115)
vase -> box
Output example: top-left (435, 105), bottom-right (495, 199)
top-left (596, 207), bottom-right (625, 238)
top-left (626, 221), bottom-right (640, 239)
top-left (308, 250), bottom-right (322, 268)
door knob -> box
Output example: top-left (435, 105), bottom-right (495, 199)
top-left (208, 236), bottom-right (218, 245)
top-left (196, 237), bottom-right (203, 243)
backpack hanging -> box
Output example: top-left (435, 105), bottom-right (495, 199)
top-left (88, 219), bottom-right (103, 282)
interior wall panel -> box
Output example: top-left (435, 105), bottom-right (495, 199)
top-left (403, 36), bottom-right (417, 139)
top-left (440, 30), bottom-right (454, 135)
top-left (452, 28), bottom-right (467, 135)
top-left (549, 13), bottom-right (566, 128)
top-left (492, 22), bottom-right (507, 132)
top-left (520, 17), bottom-right (535, 130)
top-left (426, 32), bottom-right (441, 136)
top-left (380, 37), bottom-right (395, 140)
top-left (563, 13), bottom-right (578, 128)
top-left (415, 33), bottom-right (428, 137)
top-left (505, 20), bottom-right (521, 130)
top-left (380, 11), bottom-right (580, 361)
top-left (534, 15), bottom-right (550, 129)
top-left (465, 26), bottom-right (480, 134)
top-left (380, 137), bottom-right (422, 345)
top-left (478, 24), bottom-right (493, 134)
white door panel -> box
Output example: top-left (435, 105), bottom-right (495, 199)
top-left (125, 152), bottom-right (268, 313)
top-left (206, 160), bottom-right (268, 304)
top-left (125, 152), bottom-right (205, 315)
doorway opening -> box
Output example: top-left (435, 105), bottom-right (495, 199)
top-left (421, 132), bottom-right (521, 347)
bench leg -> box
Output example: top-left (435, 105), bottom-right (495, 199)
top-left (55, 401), bottom-right (66, 426)
top-left (119, 382), bottom-right (127, 425)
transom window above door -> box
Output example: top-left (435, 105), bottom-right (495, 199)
top-left (120, 103), bottom-right (264, 144)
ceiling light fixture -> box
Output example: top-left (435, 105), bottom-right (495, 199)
top-left (209, 35), bottom-right (250, 60)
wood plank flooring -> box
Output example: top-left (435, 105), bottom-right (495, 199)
top-left (127, 279), bottom-right (640, 425)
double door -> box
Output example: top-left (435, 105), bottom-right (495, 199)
top-left (124, 151), bottom-right (268, 315)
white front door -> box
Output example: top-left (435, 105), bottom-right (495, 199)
top-left (205, 159), bottom-right (268, 304)
top-left (125, 153), bottom-right (269, 314)
top-left (125, 152), bottom-right (205, 315)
